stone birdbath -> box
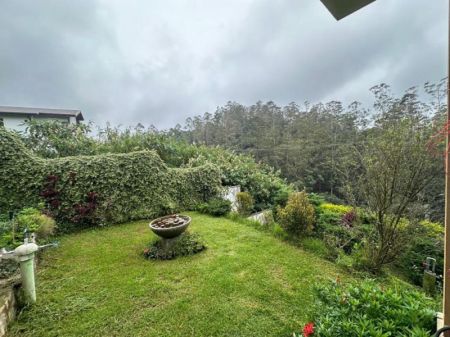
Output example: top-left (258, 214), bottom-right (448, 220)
top-left (149, 214), bottom-right (191, 248)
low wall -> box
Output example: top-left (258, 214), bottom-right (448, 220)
top-left (0, 275), bottom-right (20, 337)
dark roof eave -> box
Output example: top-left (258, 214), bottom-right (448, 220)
top-left (0, 106), bottom-right (84, 122)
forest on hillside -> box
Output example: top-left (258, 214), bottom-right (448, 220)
top-left (169, 80), bottom-right (448, 222)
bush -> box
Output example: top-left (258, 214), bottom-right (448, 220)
top-left (309, 279), bottom-right (436, 337)
top-left (397, 220), bottom-right (444, 286)
top-left (307, 193), bottom-right (325, 217)
top-left (0, 215), bottom-right (12, 249)
top-left (315, 209), bottom-right (341, 235)
top-left (0, 129), bottom-right (222, 232)
top-left (186, 149), bottom-right (291, 211)
top-left (355, 217), bottom-right (411, 274)
top-left (236, 191), bottom-right (254, 216)
top-left (313, 202), bottom-right (365, 263)
top-left (19, 121), bottom-right (292, 213)
top-left (307, 193), bottom-right (325, 208)
top-left (319, 203), bottom-right (352, 215)
top-left (143, 232), bottom-right (206, 260)
top-left (196, 198), bottom-right (231, 217)
top-left (16, 207), bottom-right (56, 239)
top-left (277, 191), bottom-right (315, 236)
top-left (0, 207), bottom-right (56, 248)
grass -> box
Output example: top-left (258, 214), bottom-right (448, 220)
top-left (8, 212), bottom-right (347, 337)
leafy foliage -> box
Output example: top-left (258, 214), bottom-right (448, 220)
top-left (397, 220), bottom-right (444, 286)
top-left (277, 191), bottom-right (315, 236)
top-left (143, 232), bottom-right (206, 260)
top-left (349, 120), bottom-right (438, 273)
top-left (173, 80), bottom-right (447, 223)
top-left (0, 128), bottom-right (221, 231)
top-left (196, 198), bottom-right (231, 217)
top-left (22, 119), bottom-right (96, 158)
top-left (319, 203), bottom-right (352, 215)
top-left (19, 121), bottom-right (290, 211)
top-left (236, 191), bottom-right (254, 216)
top-left (311, 280), bottom-right (436, 337)
top-left (0, 207), bottom-right (56, 248)
top-left (186, 149), bottom-right (291, 211)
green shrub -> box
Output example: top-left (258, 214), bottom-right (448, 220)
top-left (277, 191), bottom-right (315, 236)
top-left (16, 207), bottom-right (56, 239)
top-left (307, 193), bottom-right (325, 207)
top-left (397, 220), bottom-right (444, 286)
top-left (236, 191), bottom-right (254, 216)
top-left (272, 186), bottom-right (291, 208)
top-left (143, 232), bottom-right (206, 260)
top-left (314, 203), bottom-right (364, 261)
top-left (355, 217), bottom-right (411, 274)
top-left (319, 203), bottom-right (352, 215)
top-left (20, 121), bottom-right (292, 213)
top-left (186, 149), bottom-right (291, 211)
top-left (307, 193), bottom-right (326, 218)
top-left (0, 129), bottom-right (222, 232)
top-left (310, 279), bottom-right (436, 337)
top-left (315, 209), bottom-right (341, 235)
top-left (0, 207), bottom-right (56, 248)
top-left (196, 198), bottom-right (231, 217)
top-left (0, 216), bottom-right (12, 249)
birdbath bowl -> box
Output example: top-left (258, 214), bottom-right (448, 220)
top-left (149, 214), bottom-right (191, 239)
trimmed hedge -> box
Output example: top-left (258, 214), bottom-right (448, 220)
top-left (0, 128), bottom-right (221, 231)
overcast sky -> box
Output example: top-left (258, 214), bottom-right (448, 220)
top-left (0, 0), bottom-right (447, 129)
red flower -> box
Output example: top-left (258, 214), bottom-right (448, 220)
top-left (302, 322), bottom-right (314, 337)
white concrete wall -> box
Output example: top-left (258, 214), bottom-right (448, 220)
top-left (222, 186), bottom-right (240, 211)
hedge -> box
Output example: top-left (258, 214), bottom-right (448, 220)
top-left (0, 128), bottom-right (221, 231)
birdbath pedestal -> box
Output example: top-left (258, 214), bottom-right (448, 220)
top-left (149, 214), bottom-right (191, 248)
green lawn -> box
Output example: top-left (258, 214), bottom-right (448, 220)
top-left (8, 213), bottom-right (346, 337)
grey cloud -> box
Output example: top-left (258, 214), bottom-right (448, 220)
top-left (0, 0), bottom-right (446, 129)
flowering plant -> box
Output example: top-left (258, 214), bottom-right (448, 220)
top-left (292, 322), bottom-right (314, 337)
top-left (302, 322), bottom-right (314, 337)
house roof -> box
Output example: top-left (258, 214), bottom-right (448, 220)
top-left (0, 105), bottom-right (84, 121)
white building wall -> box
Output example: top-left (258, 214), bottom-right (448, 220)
top-left (3, 116), bottom-right (28, 133)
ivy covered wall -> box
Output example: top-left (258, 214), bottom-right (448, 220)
top-left (0, 129), bottom-right (221, 231)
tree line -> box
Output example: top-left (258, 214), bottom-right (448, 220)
top-left (169, 80), bottom-right (448, 222)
